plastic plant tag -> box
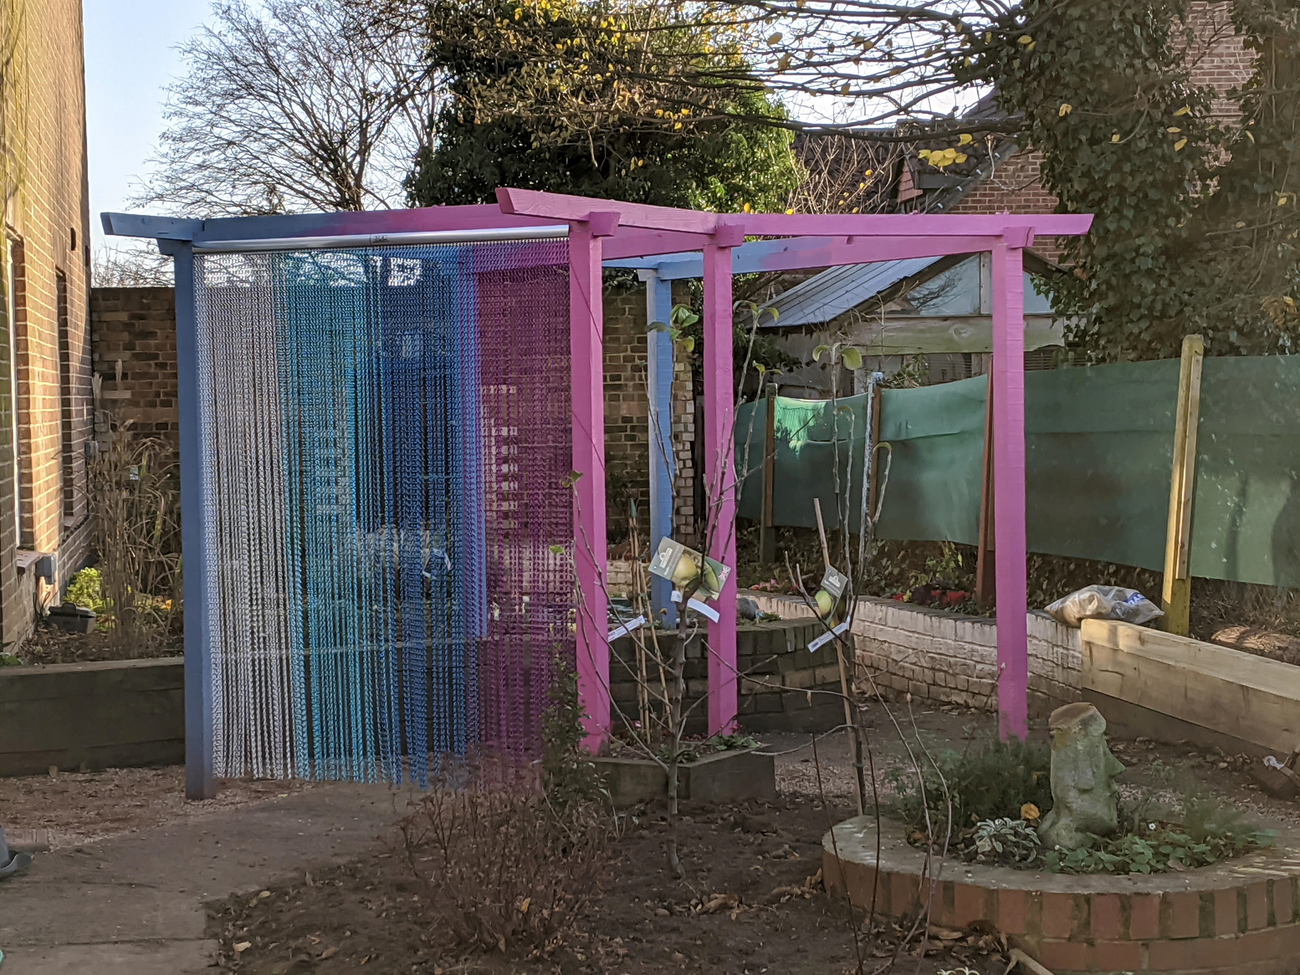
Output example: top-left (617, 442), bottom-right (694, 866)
top-left (808, 619), bottom-right (852, 652)
top-left (649, 537), bottom-right (731, 602)
top-left (607, 615), bottom-right (646, 642)
top-left (668, 590), bottom-right (722, 622)
top-left (819, 567), bottom-right (849, 599)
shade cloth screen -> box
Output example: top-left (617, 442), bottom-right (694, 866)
top-left (193, 241), bottom-right (572, 785)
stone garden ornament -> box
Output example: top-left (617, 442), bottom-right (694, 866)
top-left (1038, 702), bottom-right (1126, 850)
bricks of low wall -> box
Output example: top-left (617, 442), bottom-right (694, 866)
top-left (611, 619), bottom-right (845, 733)
top-left (0, 658), bottom-right (184, 775)
top-left (746, 591), bottom-right (1082, 717)
top-left (826, 816), bottom-right (1300, 974)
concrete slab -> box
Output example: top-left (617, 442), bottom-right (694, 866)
top-left (0, 780), bottom-right (416, 974)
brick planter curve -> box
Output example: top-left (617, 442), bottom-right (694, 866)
top-left (825, 816), bottom-right (1300, 975)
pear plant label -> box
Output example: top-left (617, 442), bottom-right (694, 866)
top-left (649, 537), bottom-right (731, 603)
top-left (819, 567), bottom-right (848, 599)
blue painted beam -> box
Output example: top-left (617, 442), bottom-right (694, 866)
top-left (101, 212), bottom-right (202, 241)
top-left (158, 239), bottom-right (218, 800)
top-left (642, 270), bottom-right (677, 627)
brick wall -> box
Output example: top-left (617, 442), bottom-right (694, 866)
top-left (603, 286), bottom-right (696, 545)
top-left (89, 288), bottom-right (179, 459)
top-left (748, 592), bottom-right (1083, 717)
top-left (91, 283), bottom-right (697, 547)
top-left (1, 0), bottom-right (95, 644)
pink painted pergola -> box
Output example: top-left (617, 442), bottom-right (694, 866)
top-left (493, 188), bottom-right (1092, 746)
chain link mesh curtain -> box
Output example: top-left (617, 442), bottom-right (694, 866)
top-left (193, 240), bottom-right (572, 784)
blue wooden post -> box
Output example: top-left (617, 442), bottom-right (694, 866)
top-left (641, 269), bottom-right (677, 627)
top-left (161, 239), bottom-right (217, 800)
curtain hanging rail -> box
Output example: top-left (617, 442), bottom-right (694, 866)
top-left (190, 225), bottom-right (571, 253)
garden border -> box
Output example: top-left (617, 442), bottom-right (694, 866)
top-left (825, 816), bottom-right (1300, 974)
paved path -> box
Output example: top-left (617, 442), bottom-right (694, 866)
top-left (0, 784), bottom-right (414, 974)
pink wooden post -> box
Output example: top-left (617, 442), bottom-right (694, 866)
top-left (991, 229), bottom-right (1033, 741)
top-left (703, 231), bottom-right (742, 735)
top-left (570, 217), bottom-right (614, 750)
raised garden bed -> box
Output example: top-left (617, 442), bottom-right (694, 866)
top-left (825, 815), bottom-right (1300, 974)
top-left (0, 657), bottom-right (183, 775)
top-left (594, 745), bottom-right (776, 806)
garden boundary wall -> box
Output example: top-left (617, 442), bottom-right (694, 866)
top-left (744, 591), bottom-right (1082, 716)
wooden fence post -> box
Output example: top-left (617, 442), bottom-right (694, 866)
top-left (759, 382), bottom-right (777, 564)
top-left (1160, 335), bottom-right (1204, 636)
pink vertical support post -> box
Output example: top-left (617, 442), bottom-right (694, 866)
top-left (570, 219), bottom-right (611, 750)
top-left (703, 232), bottom-right (742, 735)
top-left (991, 230), bottom-right (1032, 741)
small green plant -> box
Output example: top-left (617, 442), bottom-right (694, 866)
top-left (1043, 822), bottom-right (1274, 876)
top-left (888, 737), bottom-right (1053, 842)
top-left (65, 567), bottom-right (110, 614)
top-left (970, 818), bottom-right (1041, 865)
top-left (540, 659), bottom-right (606, 809)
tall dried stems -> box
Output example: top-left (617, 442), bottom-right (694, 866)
top-left (88, 418), bottom-right (182, 652)
top-left (397, 782), bottom-right (609, 957)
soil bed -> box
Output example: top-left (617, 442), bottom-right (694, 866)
top-left (16, 621), bottom-right (180, 665)
top-left (207, 795), bottom-right (1007, 975)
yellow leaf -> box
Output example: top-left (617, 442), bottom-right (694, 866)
top-left (918, 149), bottom-right (932, 158)
top-left (1018, 34), bottom-right (1032, 45)
top-left (1111, 133), bottom-right (1122, 143)
top-left (1167, 126), bottom-right (1182, 134)
top-left (1021, 803), bottom-right (1041, 822)
top-left (841, 82), bottom-right (851, 95)
top-left (1175, 105), bottom-right (1191, 116)
top-left (234, 942), bottom-right (252, 954)
top-left (955, 153), bottom-right (968, 163)
top-left (1174, 138), bottom-right (1188, 151)
top-left (767, 32), bottom-right (783, 45)
top-left (742, 202), bottom-right (753, 213)
top-left (1059, 103), bottom-right (1073, 117)
top-left (777, 54), bottom-right (791, 71)
top-left (1026, 40), bottom-right (1036, 51)
top-left (520, 897), bottom-right (531, 914)
top-left (1280, 194), bottom-right (1291, 206)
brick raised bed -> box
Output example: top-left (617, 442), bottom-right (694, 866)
top-left (0, 657), bottom-right (184, 775)
top-left (825, 816), bottom-right (1300, 974)
top-left (610, 618), bottom-right (846, 733)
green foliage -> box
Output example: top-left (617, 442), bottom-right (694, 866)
top-left (65, 568), bottom-right (110, 615)
top-left (970, 817), bottom-right (1042, 865)
top-left (1043, 822), bottom-right (1273, 875)
top-left (887, 738), bottom-right (1052, 840)
top-left (408, 0), bottom-right (799, 214)
top-left (954, 0), bottom-right (1300, 359)
top-left (541, 659), bottom-right (606, 808)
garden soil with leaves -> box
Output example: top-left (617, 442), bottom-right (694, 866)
top-left (208, 795), bottom-right (1004, 975)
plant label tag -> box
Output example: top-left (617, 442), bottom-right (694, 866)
top-left (808, 619), bottom-right (851, 652)
top-left (820, 567), bottom-right (849, 599)
top-left (607, 615), bottom-right (646, 642)
top-left (649, 537), bottom-right (730, 602)
top-left (668, 591), bottom-right (721, 622)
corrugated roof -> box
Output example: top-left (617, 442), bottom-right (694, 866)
top-left (758, 256), bottom-right (943, 329)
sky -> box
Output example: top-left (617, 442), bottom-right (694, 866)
top-left (83, 0), bottom-right (214, 253)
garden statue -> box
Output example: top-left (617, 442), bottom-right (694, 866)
top-left (1038, 702), bottom-right (1125, 850)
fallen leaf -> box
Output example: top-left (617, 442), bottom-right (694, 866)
top-left (319, 946), bottom-right (338, 959)
top-left (520, 896), bottom-right (531, 914)
top-left (361, 955), bottom-right (371, 965)
top-left (233, 942), bottom-right (252, 954)
top-left (700, 892), bottom-right (740, 914)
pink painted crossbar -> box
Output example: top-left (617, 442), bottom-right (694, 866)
top-left (508, 189), bottom-right (1092, 747)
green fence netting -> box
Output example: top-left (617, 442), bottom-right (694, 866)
top-left (734, 393), bottom-right (873, 533)
top-left (734, 354), bottom-right (1300, 587)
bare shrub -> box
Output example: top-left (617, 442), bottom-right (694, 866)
top-left (87, 423), bottom-right (182, 651)
top-left (398, 785), bottom-right (609, 956)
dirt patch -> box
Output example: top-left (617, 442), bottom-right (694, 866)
top-left (15, 622), bottom-right (180, 665)
top-left (207, 795), bottom-right (1004, 975)
top-left (0, 766), bottom-right (314, 848)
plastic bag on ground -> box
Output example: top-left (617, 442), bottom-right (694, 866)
top-left (1044, 585), bottom-right (1164, 628)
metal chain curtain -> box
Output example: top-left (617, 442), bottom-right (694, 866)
top-left (193, 240), bottom-right (572, 784)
